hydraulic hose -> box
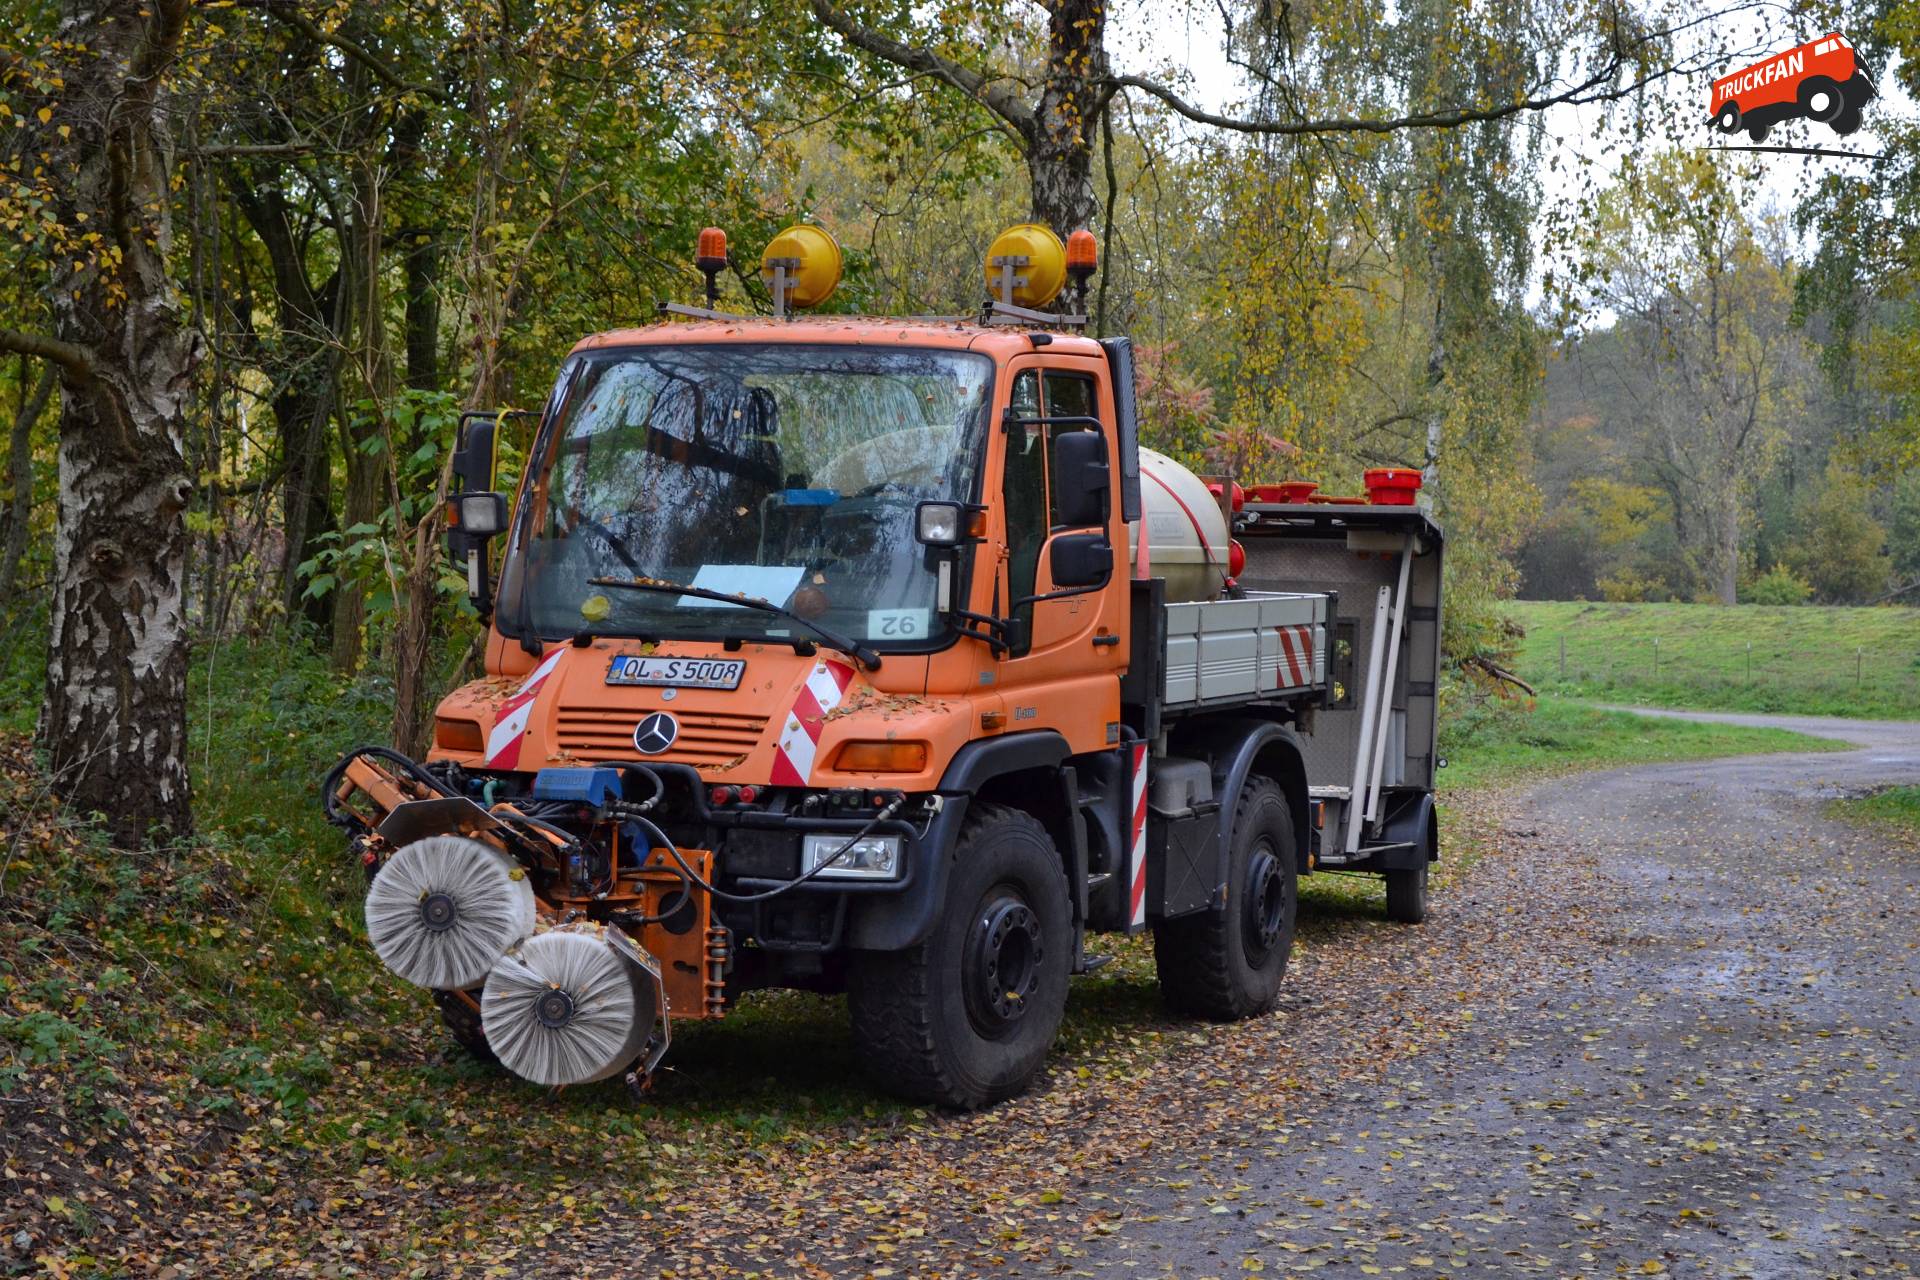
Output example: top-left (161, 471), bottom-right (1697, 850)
top-left (622, 799), bottom-right (905, 905)
top-left (321, 745), bottom-right (458, 831)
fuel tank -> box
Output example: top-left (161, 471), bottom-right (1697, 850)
top-left (1129, 447), bottom-right (1231, 603)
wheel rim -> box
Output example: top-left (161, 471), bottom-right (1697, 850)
top-left (1242, 842), bottom-right (1289, 965)
top-left (963, 888), bottom-right (1044, 1038)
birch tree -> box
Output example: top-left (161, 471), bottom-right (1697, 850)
top-left (0, 0), bottom-right (201, 843)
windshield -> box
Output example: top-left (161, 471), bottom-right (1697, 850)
top-left (498, 343), bottom-right (992, 647)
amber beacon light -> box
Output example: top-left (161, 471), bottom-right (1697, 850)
top-left (760, 223), bottom-right (844, 316)
top-left (695, 226), bottom-right (729, 305)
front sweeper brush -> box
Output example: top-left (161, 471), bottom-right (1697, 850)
top-left (364, 834), bottom-right (537, 991)
top-left (482, 923), bottom-right (666, 1087)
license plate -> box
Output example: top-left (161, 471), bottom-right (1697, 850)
top-left (606, 655), bottom-right (745, 690)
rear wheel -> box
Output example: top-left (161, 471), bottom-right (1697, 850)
top-left (1384, 862), bottom-right (1430, 924)
top-left (1748, 122), bottom-right (1772, 143)
top-left (432, 988), bottom-right (497, 1064)
top-left (1713, 102), bottom-right (1741, 134)
top-left (848, 804), bottom-right (1071, 1109)
top-left (1154, 777), bottom-right (1297, 1020)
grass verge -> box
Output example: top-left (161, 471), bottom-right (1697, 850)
top-left (1435, 695), bottom-right (1848, 793)
top-left (1826, 785), bottom-right (1920, 836)
top-left (1505, 599), bottom-right (1920, 720)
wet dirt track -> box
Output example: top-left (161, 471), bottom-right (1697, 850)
top-left (1066, 712), bottom-right (1920, 1279)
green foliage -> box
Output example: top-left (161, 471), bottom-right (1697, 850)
top-left (1741, 565), bottom-right (1813, 606)
top-left (1884, 469), bottom-right (1920, 587)
top-left (1782, 463), bottom-right (1890, 603)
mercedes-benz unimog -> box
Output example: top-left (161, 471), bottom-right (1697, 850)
top-left (326, 221), bottom-right (1433, 1109)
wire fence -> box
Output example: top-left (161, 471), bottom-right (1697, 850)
top-left (1518, 633), bottom-right (1920, 714)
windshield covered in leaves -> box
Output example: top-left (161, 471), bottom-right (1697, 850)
top-left (497, 343), bottom-right (992, 646)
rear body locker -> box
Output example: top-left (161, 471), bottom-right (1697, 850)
top-left (1235, 501), bottom-right (1445, 917)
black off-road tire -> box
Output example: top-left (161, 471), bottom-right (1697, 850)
top-left (1713, 102), bottom-right (1741, 134)
top-left (433, 988), bottom-right (497, 1064)
top-left (847, 804), bottom-right (1071, 1110)
top-left (1385, 862), bottom-right (1430, 924)
top-left (1153, 777), bottom-right (1297, 1021)
top-left (1797, 75), bottom-right (1845, 123)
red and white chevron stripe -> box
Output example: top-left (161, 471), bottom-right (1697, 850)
top-left (1275, 624), bottom-right (1316, 690)
top-left (1127, 742), bottom-right (1149, 930)
top-left (483, 647), bottom-right (568, 769)
top-left (770, 660), bottom-right (856, 786)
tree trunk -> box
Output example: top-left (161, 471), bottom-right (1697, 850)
top-left (1028, 0), bottom-right (1107, 235)
top-left (331, 159), bottom-right (395, 674)
top-left (1716, 493), bottom-right (1740, 605)
top-left (404, 233), bottom-right (441, 393)
top-left (0, 363), bottom-right (56, 608)
top-left (35, 0), bottom-right (200, 846)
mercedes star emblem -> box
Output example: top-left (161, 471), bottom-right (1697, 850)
top-left (632, 711), bottom-right (679, 755)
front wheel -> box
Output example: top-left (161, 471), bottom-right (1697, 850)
top-left (848, 804), bottom-right (1071, 1109)
top-left (1798, 75), bottom-right (1844, 123)
top-left (432, 988), bottom-right (497, 1064)
top-left (1154, 777), bottom-right (1297, 1020)
top-left (1713, 102), bottom-right (1741, 134)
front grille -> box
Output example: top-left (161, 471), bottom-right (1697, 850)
top-left (553, 706), bottom-right (769, 768)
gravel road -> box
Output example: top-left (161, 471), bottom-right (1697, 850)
top-left (1067, 711), bottom-right (1920, 1279)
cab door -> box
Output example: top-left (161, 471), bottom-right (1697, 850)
top-left (986, 355), bottom-right (1125, 745)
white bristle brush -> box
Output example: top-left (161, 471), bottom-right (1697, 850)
top-left (482, 924), bottom-right (655, 1088)
top-left (364, 835), bottom-right (537, 991)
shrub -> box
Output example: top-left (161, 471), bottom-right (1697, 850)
top-left (1741, 564), bottom-right (1813, 605)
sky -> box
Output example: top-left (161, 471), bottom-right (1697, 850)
top-left (1110, 1), bottom-right (1908, 309)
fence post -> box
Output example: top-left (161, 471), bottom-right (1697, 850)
top-left (1857, 647), bottom-right (1863, 691)
top-left (1652, 636), bottom-right (1659, 680)
top-left (1559, 634), bottom-right (1566, 680)
top-left (1745, 640), bottom-right (1752, 684)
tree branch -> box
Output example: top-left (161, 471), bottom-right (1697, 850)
top-left (1110, 58), bottom-right (1680, 137)
top-left (249, 1), bottom-right (454, 106)
top-left (0, 330), bottom-right (93, 381)
top-left (808, 0), bottom-right (1034, 142)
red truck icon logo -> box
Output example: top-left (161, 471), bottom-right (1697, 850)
top-left (1710, 33), bottom-right (1876, 141)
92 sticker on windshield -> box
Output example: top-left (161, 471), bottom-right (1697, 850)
top-left (868, 608), bottom-right (932, 640)
top-left (606, 655), bottom-right (746, 689)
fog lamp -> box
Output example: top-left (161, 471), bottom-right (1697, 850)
top-left (801, 833), bottom-right (904, 880)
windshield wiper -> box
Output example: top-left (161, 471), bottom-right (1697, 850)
top-left (587, 577), bottom-right (881, 670)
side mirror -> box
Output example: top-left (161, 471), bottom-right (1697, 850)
top-left (453, 414), bottom-right (498, 494)
top-left (1052, 430), bottom-right (1109, 528)
top-left (1049, 531), bottom-right (1112, 589)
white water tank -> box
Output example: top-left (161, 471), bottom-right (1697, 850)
top-left (1129, 448), bottom-right (1231, 603)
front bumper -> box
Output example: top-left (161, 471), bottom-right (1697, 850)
top-left (638, 763), bottom-right (970, 953)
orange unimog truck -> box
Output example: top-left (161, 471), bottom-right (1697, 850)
top-left (327, 222), bottom-right (1429, 1109)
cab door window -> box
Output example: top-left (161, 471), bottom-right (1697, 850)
top-left (1001, 368), bottom-right (1105, 655)
top-left (1003, 371), bottom-right (1048, 650)
top-left (1041, 372), bottom-right (1099, 528)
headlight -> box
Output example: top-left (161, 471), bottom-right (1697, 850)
top-left (801, 833), bottom-right (904, 880)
